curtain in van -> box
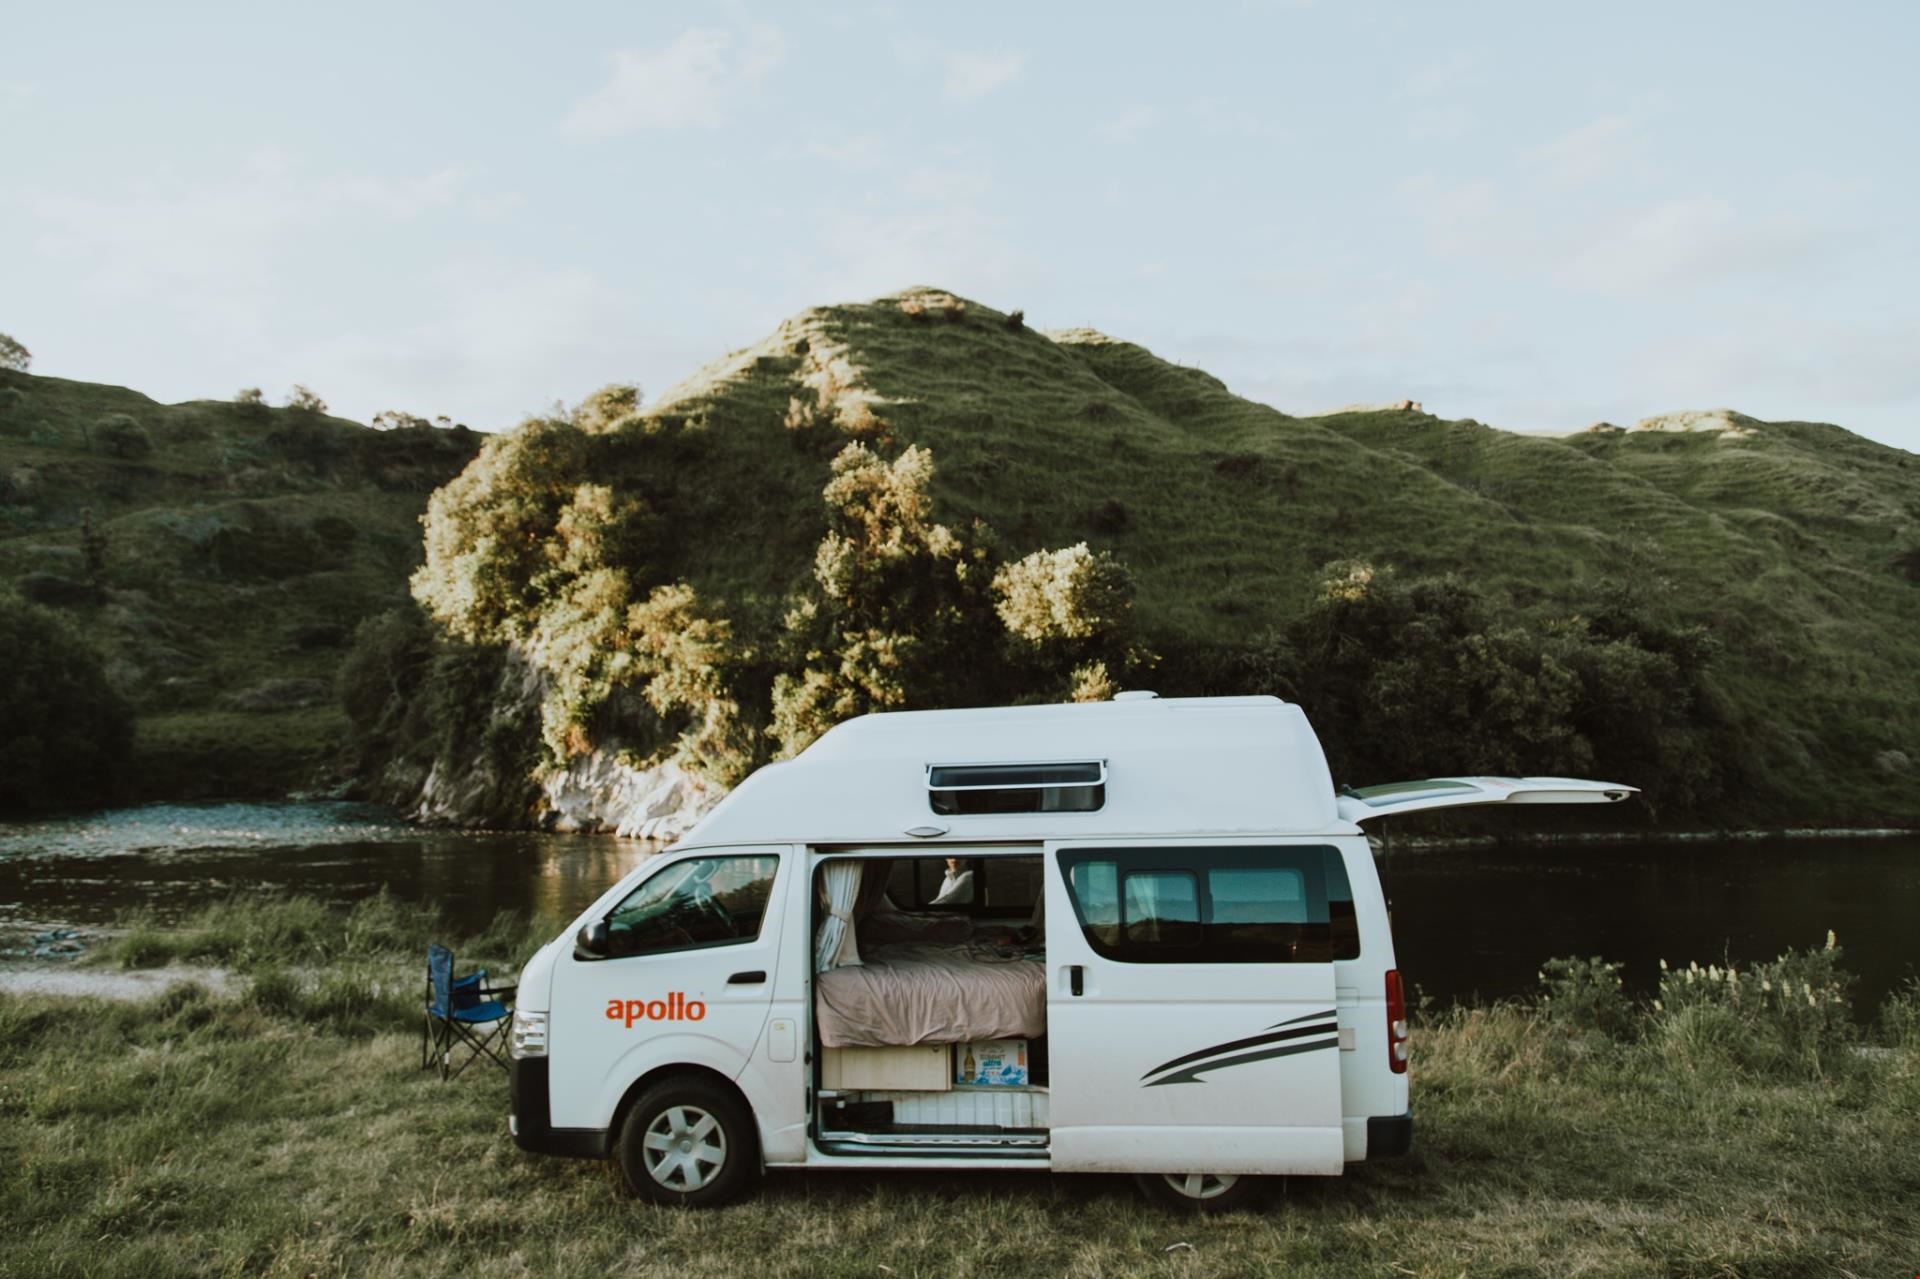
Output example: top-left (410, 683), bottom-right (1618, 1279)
top-left (815, 862), bottom-right (864, 971)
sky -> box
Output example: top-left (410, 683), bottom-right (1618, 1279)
top-left (4, 1), bottom-right (1918, 451)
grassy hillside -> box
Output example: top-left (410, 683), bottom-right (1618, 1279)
top-left (0, 369), bottom-right (478, 802)
top-left (365, 288), bottom-right (1920, 830)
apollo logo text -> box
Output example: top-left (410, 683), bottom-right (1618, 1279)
top-left (605, 993), bottom-right (707, 1027)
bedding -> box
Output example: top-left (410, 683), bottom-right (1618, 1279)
top-left (814, 941), bottom-right (1046, 1049)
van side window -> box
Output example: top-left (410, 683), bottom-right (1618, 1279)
top-left (602, 855), bottom-right (780, 958)
top-left (1058, 846), bottom-right (1359, 963)
top-left (1121, 870), bottom-right (1201, 948)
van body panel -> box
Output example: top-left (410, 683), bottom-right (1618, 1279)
top-left (1060, 1126), bottom-right (1346, 1176)
top-left (545, 845), bottom-right (793, 1131)
top-left (1328, 837), bottom-right (1407, 1140)
top-left (1043, 837), bottom-right (1348, 1175)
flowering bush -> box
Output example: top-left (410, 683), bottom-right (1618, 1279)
top-left (1651, 931), bottom-right (1854, 1076)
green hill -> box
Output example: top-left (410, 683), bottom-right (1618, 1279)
top-left (8, 290), bottom-right (1917, 829)
top-left (0, 368), bottom-right (479, 802)
top-left (357, 288), bottom-right (1920, 831)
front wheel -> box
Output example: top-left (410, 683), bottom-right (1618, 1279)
top-left (1133, 1171), bottom-right (1265, 1213)
top-left (616, 1077), bottom-right (760, 1207)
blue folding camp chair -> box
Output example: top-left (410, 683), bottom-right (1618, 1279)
top-left (423, 944), bottom-right (515, 1081)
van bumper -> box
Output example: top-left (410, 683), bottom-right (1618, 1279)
top-left (508, 1058), bottom-right (610, 1159)
top-left (1365, 1112), bottom-right (1413, 1159)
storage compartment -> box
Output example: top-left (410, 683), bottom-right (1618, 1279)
top-left (856, 1086), bottom-right (1049, 1130)
top-left (821, 1044), bottom-right (952, 1092)
top-left (954, 1038), bottom-right (1030, 1086)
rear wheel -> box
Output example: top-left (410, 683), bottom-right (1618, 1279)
top-left (616, 1077), bottom-right (759, 1207)
top-left (1133, 1171), bottom-right (1264, 1213)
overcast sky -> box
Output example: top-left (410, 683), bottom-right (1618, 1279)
top-left (5, 2), bottom-right (1917, 451)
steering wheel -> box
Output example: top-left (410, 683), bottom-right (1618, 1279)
top-left (690, 882), bottom-right (735, 936)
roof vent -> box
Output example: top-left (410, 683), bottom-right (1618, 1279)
top-left (927, 761), bottom-right (1107, 816)
top-left (1112, 689), bottom-right (1160, 702)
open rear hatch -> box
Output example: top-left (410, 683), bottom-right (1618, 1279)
top-left (1336, 776), bottom-right (1636, 825)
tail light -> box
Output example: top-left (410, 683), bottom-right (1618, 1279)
top-left (1385, 969), bottom-right (1409, 1074)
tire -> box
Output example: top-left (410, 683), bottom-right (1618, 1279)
top-left (1133, 1171), bottom-right (1266, 1213)
top-left (616, 1077), bottom-right (760, 1208)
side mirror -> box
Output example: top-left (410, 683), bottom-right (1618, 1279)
top-left (575, 918), bottom-right (611, 959)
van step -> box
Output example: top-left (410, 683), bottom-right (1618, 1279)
top-left (815, 1134), bottom-right (1050, 1159)
top-left (818, 1128), bottom-right (1049, 1150)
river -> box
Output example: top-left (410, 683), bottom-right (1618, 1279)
top-left (1, 802), bottom-right (1914, 1011)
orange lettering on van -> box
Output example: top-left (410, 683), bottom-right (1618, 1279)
top-left (604, 993), bottom-right (708, 1028)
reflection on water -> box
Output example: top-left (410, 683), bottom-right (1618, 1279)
top-left (1385, 834), bottom-right (1920, 1012)
top-left (0, 802), bottom-right (658, 942)
top-left (2, 804), bottom-right (1915, 1012)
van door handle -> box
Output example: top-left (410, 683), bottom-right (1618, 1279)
top-left (727, 970), bottom-right (767, 985)
top-left (1069, 965), bottom-right (1084, 997)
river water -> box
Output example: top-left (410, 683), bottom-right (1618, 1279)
top-left (1, 802), bottom-right (1914, 1011)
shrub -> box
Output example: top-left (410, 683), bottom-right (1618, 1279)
top-left (204, 520), bottom-right (320, 579)
top-left (284, 384), bottom-right (326, 414)
top-left (1082, 399), bottom-right (1119, 422)
top-left (95, 414), bottom-right (153, 460)
top-left (573, 383), bottom-right (642, 434)
top-left (0, 332), bottom-right (29, 372)
top-left (1650, 934), bottom-right (1854, 1077)
top-left (1087, 498), bottom-right (1131, 534)
top-left (993, 543), bottom-right (1134, 643)
top-left (337, 609), bottom-right (433, 735)
top-left (291, 622), bottom-right (349, 650)
top-left (233, 387), bottom-right (267, 418)
top-left (1892, 547), bottom-right (1920, 583)
top-left (900, 297), bottom-right (929, 321)
top-left (16, 572), bottom-right (101, 608)
top-left (309, 513), bottom-right (358, 550)
top-left (1537, 956), bottom-right (1635, 1038)
top-left (0, 386), bottom-right (27, 420)
top-left (369, 409), bottom-right (430, 432)
top-left (1882, 978), bottom-right (1920, 1051)
top-left (1005, 309), bottom-right (1025, 331)
top-left (0, 598), bottom-right (134, 812)
top-left (1070, 661), bottom-right (1116, 702)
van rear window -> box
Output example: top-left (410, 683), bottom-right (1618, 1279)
top-left (1060, 846), bottom-right (1358, 963)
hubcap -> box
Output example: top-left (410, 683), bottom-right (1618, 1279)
top-left (1163, 1172), bottom-right (1239, 1200)
top-left (641, 1105), bottom-right (727, 1192)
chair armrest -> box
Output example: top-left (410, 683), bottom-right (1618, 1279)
top-left (481, 983), bottom-right (518, 1000)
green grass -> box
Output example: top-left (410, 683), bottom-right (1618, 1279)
top-left (5, 900), bottom-right (1917, 1276)
top-left (0, 368), bottom-right (476, 802)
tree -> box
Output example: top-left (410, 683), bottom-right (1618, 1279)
top-left (0, 599), bottom-right (134, 812)
top-left (370, 409), bottom-right (432, 432)
top-left (94, 413), bottom-right (153, 459)
top-left (285, 385), bottom-right (327, 415)
top-left (771, 443), bottom-right (989, 756)
top-left (0, 333), bottom-right (29, 372)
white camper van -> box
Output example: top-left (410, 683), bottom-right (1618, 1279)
top-left (506, 694), bottom-right (1632, 1209)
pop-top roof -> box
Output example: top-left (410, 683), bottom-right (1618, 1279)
top-left (677, 695), bottom-right (1342, 848)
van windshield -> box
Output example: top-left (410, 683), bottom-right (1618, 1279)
top-left (603, 855), bottom-right (780, 957)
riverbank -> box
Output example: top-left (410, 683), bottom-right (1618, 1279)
top-left (1, 899), bottom-right (1915, 1276)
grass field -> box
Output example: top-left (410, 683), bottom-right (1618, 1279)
top-left (2, 899), bottom-right (1914, 1277)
